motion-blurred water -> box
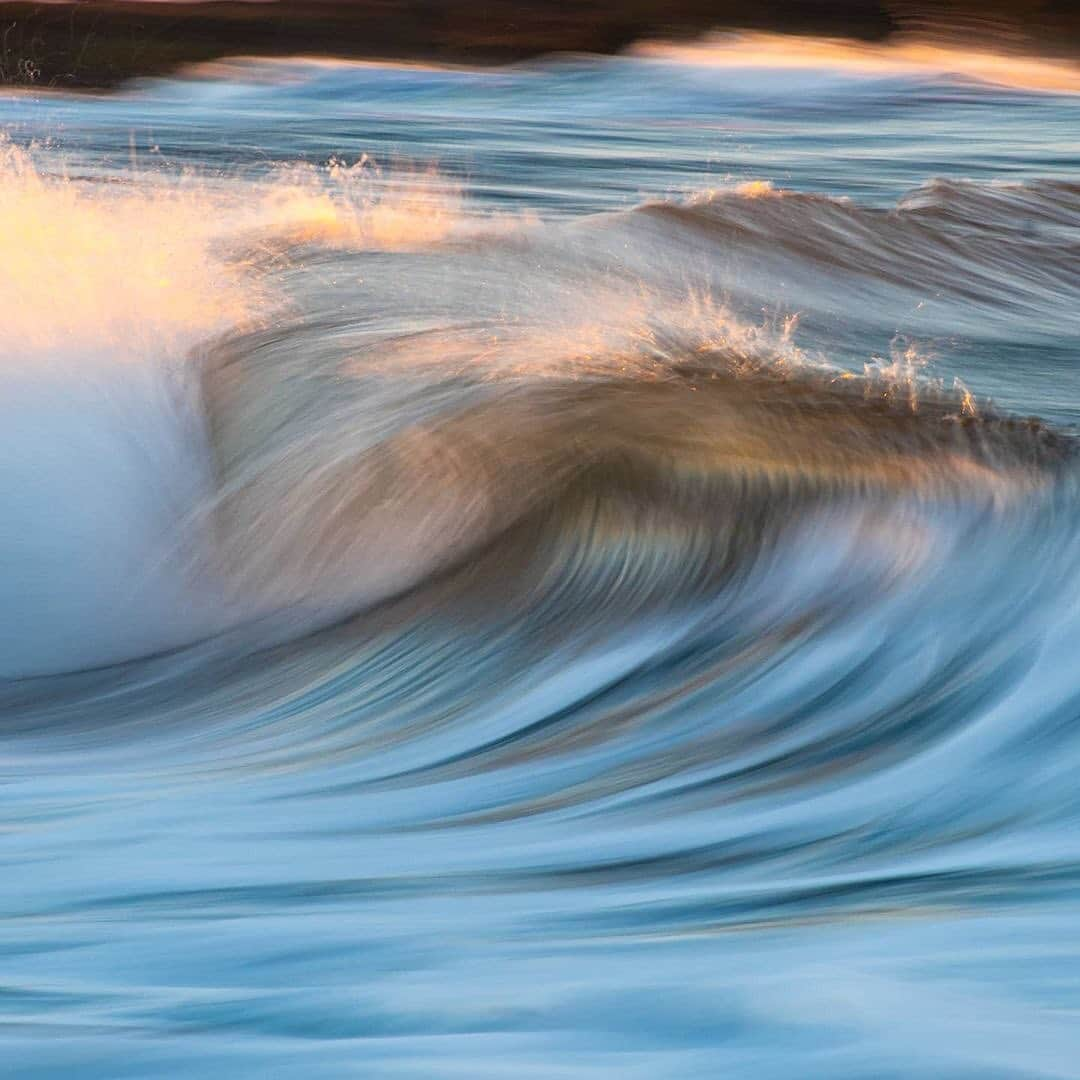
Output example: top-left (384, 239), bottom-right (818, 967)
top-left (3, 34), bottom-right (1080, 1078)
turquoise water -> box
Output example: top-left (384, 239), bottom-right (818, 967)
top-left (3, 40), bottom-right (1080, 1078)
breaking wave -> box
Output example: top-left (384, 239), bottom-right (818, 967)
top-left (4, 102), bottom-right (1080, 1072)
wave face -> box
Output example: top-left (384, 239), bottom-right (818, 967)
top-left (4, 41), bottom-right (1080, 1078)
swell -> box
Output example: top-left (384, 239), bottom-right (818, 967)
top-left (630, 179), bottom-right (1080, 330)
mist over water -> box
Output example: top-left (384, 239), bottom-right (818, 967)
top-left (3, 33), bottom-right (1080, 1078)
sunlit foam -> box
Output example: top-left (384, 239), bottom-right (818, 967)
top-left (250, 156), bottom-right (467, 250)
top-left (0, 141), bottom-right (250, 359)
top-left (0, 142), bottom-right (472, 676)
top-left (632, 32), bottom-right (1080, 94)
top-left (0, 140), bottom-right (468, 366)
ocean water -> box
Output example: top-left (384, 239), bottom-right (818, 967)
top-left (3, 33), bottom-right (1080, 1077)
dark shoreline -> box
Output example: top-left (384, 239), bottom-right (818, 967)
top-left (1, 1), bottom-right (1078, 90)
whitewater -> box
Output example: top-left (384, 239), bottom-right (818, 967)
top-left (2, 34), bottom-right (1080, 1078)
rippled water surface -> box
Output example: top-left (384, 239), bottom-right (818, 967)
top-left (3, 35), bottom-right (1080, 1078)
